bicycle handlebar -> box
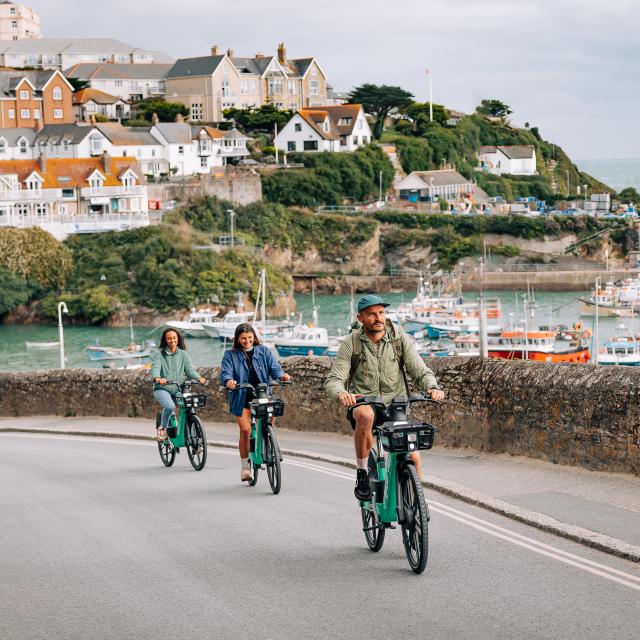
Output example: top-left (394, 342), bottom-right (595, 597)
top-left (230, 380), bottom-right (291, 392)
top-left (157, 379), bottom-right (208, 387)
top-left (354, 393), bottom-right (443, 407)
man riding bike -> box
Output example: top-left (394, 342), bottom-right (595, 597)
top-left (325, 294), bottom-right (444, 501)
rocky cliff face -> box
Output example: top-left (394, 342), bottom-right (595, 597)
top-left (2, 357), bottom-right (639, 475)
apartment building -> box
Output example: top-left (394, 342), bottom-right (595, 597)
top-left (0, 69), bottom-right (73, 128)
top-left (0, 37), bottom-right (173, 70)
top-left (0, 155), bottom-right (149, 239)
top-left (165, 43), bottom-right (328, 123)
top-left (64, 63), bottom-right (173, 102)
top-left (0, 2), bottom-right (40, 41)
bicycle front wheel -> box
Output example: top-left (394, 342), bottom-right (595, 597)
top-left (264, 424), bottom-right (282, 494)
top-left (361, 508), bottom-right (385, 551)
top-left (186, 415), bottom-right (207, 471)
top-left (399, 464), bottom-right (429, 574)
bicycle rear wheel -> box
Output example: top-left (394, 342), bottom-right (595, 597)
top-left (399, 463), bottom-right (429, 574)
top-left (186, 415), bottom-right (207, 471)
top-left (264, 424), bottom-right (282, 494)
top-left (156, 412), bottom-right (175, 467)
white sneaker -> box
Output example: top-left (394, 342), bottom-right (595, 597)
top-left (241, 466), bottom-right (252, 482)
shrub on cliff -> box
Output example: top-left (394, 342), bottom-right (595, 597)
top-left (261, 145), bottom-right (394, 207)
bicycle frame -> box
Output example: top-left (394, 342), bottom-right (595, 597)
top-left (248, 413), bottom-right (267, 467)
top-left (161, 382), bottom-right (205, 449)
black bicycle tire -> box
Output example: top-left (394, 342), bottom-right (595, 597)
top-left (399, 463), bottom-right (429, 574)
top-left (361, 507), bottom-right (385, 551)
top-left (186, 415), bottom-right (207, 471)
top-left (156, 411), bottom-right (175, 467)
top-left (264, 424), bottom-right (282, 494)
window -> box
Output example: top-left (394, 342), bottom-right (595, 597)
top-left (294, 123), bottom-right (302, 132)
top-left (191, 103), bottom-right (202, 121)
top-left (35, 203), bottom-right (48, 218)
top-left (122, 173), bottom-right (135, 189)
top-left (311, 65), bottom-right (317, 76)
top-left (303, 140), bottom-right (318, 151)
top-left (0, 139), bottom-right (5, 154)
top-left (268, 79), bottom-right (283, 94)
top-left (240, 80), bottom-right (248, 95)
top-left (11, 20), bottom-right (17, 29)
top-left (8, 109), bottom-right (15, 119)
top-left (20, 109), bottom-right (30, 119)
top-left (200, 157), bottom-right (208, 168)
top-left (310, 80), bottom-right (319, 96)
top-left (288, 80), bottom-right (297, 95)
top-left (19, 90), bottom-right (29, 100)
top-left (339, 117), bottom-right (352, 125)
top-left (251, 80), bottom-right (257, 94)
top-left (19, 139), bottom-right (28, 154)
top-left (26, 176), bottom-right (41, 191)
top-left (178, 145), bottom-right (184, 155)
top-left (323, 120), bottom-right (329, 132)
top-left (221, 80), bottom-right (230, 97)
top-left (340, 136), bottom-right (347, 146)
top-left (353, 136), bottom-right (359, 145)
top-left (89, 173), bottom-right (104, 189)
top-left (114, 80), bottom-right (123, 88)
top-left (62, 188), bottom-right (75, 199)
top-left (52, 87), bottom-right (63, 101)
top-left (16, 203), bottom-right (29, 217)
top-left (287, 141), bottom-right (296, 152)
top-left (33, 108), bottom-right (40, 120)
top-left (10, 7), bottom-right (16, 14)
top-left (53, 109), bottom-right (63, 119)
top-left (59, 204), bottom-right (67, 215)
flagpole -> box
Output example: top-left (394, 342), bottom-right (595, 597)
top-left (426, 69), bottom-right (433, 122)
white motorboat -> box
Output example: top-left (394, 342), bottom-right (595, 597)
top-left (166, 308), bottom-right (220, 337)
top-left (597, 324), bottom-right (640, 365)
top-left (274, 326), bottom-right (330, 357)
top-left (26, 341), bottom-right (59, 349)
top-left (201, 310), bottom-right (254, 339)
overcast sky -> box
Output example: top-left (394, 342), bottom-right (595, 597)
top-left (35, 0), bottom-right (640, 161)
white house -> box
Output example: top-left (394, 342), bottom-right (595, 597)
top-left (0, 155), bottom-right (149, 240)
top-left (275, 104), bottom-right (371, 153)
top-left (396, 169), bottom-right (479, 203)
top-left (150, 122), bottom-right (205, 175)
top-left (64, 63), bottom-right (173, 102)
top-left (478, 145), bottom-right (537, 176)
top-left (73, 88), bottom-right (130, 121)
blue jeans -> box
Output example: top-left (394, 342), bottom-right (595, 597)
top-left (154, 389), bottom-right (176, 428)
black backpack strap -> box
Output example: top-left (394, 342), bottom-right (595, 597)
top-left (347, 330), bottom-right (363, 391)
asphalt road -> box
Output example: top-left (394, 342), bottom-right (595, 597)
top-left (1, 433), bottom-right (639, 640)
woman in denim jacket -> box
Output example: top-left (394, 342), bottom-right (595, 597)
top-left (220, 323), bottom-right (290, 482)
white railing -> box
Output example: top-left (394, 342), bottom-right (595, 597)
top-left (0, 189), bottom-right (63, 202)
top-left (0, 212), bottom-right (150, 226)
top-left (80, 186), bottom-right (145, 198)
top-left (219, 147), bottom-right (249, 156)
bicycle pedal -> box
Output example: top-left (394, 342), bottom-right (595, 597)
top-left (386, 523), bottom-right (397, 530)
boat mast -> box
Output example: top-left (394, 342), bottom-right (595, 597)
top-left (594, 277), bottom-right (599, 364)
top-left (479, 257), bottom-right (487, 359)
top-left (261, 268), bottom-right (266, 329)
top-left (311, 278), bottom-right (319, 326)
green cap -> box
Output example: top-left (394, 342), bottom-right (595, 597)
top-left (357, 294), bottom-right (390, 312)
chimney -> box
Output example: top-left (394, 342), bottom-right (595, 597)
top-left (277, 42), bottom-right (286, 64)
top-left (211, 45), bottom-right (219, 56)
top-left (255, 52), bottom-right (264, 59)
top-left (151, 112), bottom-right (159, 126)
top-left (175, 112), bottom-right (184, 124)
top-left (40, 150), bottom-right (46, 174)
top-left (226, 48), bottom-right (234, 58)
top-left (103, 150), bottom-right (111, 175)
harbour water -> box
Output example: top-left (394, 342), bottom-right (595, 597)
top-left (0, 289), bottom-right (634, 372)
top-left (577, 158), bottom-right (640, 193)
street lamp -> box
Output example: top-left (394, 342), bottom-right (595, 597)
top-left (57, 301), bottom-right (68, 370)
top-left (378, 170), bottom-right (383, 203)
top-left (566, 170), bottom-right (570, 196)
top-left (226, 208), bottom-right (235, 248)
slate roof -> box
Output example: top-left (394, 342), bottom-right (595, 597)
top-left (0, 128), bottom-right (37, 145)
top-left (288, 58), bottom-right (314, 77)
top-left (405, 170), bottom-right (473, 187)
top-left (298, 105), bottom-right (363, 137)
top-left (35, 124), bottom-right (97, 145)
top-left (166, 55), bottom-right (226, 79)
top-left (0, 69), bottom-right (59, 96)
top-left (153, 123), bottom-right (192, 144)
top-left (64, 63), bottom-right (173, 81)
top-left (95, 123), bottom-right (158, 146)
top-left (0, 38), bottom-right (140, 54)
top-left (479, 145), bottom-right (535, 159)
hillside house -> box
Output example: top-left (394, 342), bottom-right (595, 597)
top-left (478, 145), bottom-right (537, 176)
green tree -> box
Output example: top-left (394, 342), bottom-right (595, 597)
top-left (476, 99), bottom-right (513, 120)
top-left (348, 83), bottom-right (414, 139)
top-left (619, 187), bottom-right (640, 203)
top-left (401, 102), bottom-right (450, 131)
top-left (136, 98), bottom-right (190, 123)
top-left (0, 267), bottom-right (33, 316)
top-left (223, 104), bottom-right (293, 132)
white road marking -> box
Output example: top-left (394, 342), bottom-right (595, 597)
top-left (4, 432), bottom-right (640, 591)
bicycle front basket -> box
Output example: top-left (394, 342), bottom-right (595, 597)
top-left (378, 421), bottom-right (436, 453)
top-left (272, 399), bottom-right (285, 417)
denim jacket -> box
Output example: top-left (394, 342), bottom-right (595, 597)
top-left (220, 345), bottom-right (284, 416)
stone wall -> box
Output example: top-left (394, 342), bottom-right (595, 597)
top-left (2, 357), bottom-right (640, 474)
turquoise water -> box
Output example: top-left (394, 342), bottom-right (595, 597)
top-left (577, 158), bottom-right (640, 193)
top-left (0, 290), bottom-right (631, 372)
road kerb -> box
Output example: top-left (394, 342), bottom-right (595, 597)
top-left (3, 426), bottom-right (639, 563)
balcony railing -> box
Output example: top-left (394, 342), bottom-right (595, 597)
top-left (0, 189), bottom-right (62, 202)
top-left (80, 186), bottom-right (145, 198)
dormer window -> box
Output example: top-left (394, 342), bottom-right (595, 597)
top-left (89, 172), bottom-right (104, 189)
top-left (19, 90), bottom-right (29, 100)
top-left (339, 117), bottom-right (352, 125)
top-left (26, 173), bottom-right (43, 191)
top-left (18, 139), bottom-right (28, 154)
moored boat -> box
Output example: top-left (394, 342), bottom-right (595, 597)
top-left (597, 324), bottom-right (640, 365)
top-left (488, 330), bottom-right (590, 363)
top-left (26, 341), bottom-right (59, 349)
top-left (274, 326), bottom-right (330, 357)
top-left (166, 308), bottom-right (220, 338)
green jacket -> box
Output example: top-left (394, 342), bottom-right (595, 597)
top-left (150, 347), bottom-right (200, 391)
top-left (325, 321), bottom-right (438, 404)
